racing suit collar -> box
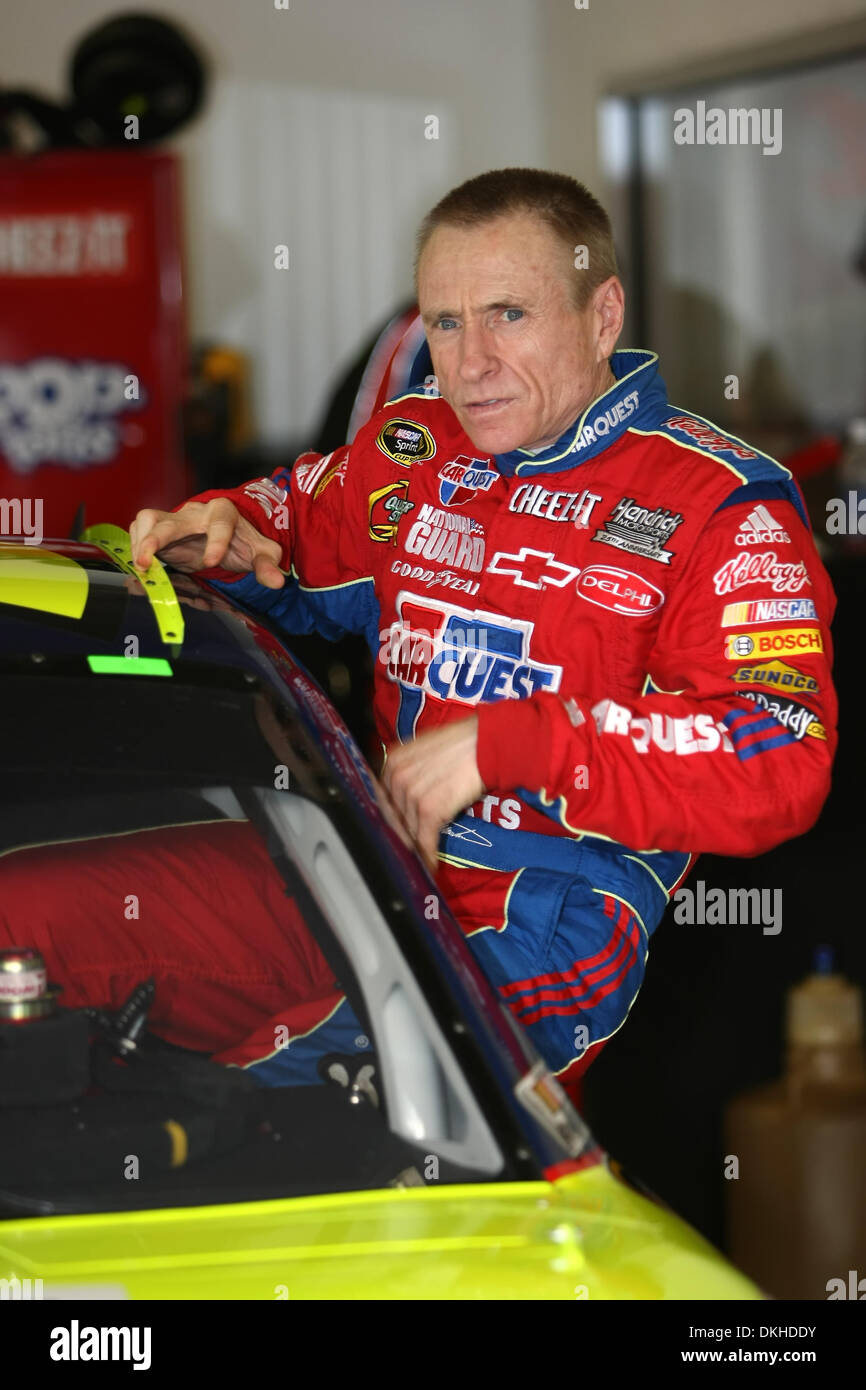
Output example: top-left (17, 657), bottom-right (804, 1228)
top-left (493, 348), bottom-right (666, 477)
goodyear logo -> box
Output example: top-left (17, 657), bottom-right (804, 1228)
top-left (725, 626), bottom-right (823, 660)
top-left (368, 480), bottom-right (414, 543)
top-left (375, 418), bottom-right (436, 465)
top-left (383, 593), bottom-right (562, 706)
top-left (732, 660), bottom-right (819, 694)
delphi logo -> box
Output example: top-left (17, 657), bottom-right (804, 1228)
top-left (382, 593), bottom-right (562, 706)
top-left (437, 455), bottom-right (499, 506)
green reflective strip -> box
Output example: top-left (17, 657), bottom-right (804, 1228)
top-left (81, 523), bottom-right (185, 647)
top-left (87, 655), bottom-right (173, 677)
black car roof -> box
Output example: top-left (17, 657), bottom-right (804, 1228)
top-left (0, 535), bottom-right (274, 675)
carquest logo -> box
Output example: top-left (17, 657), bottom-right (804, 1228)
top-left (437, 455), bottom-right (499, 506)
top-left (381, 592), bottom-right (562, 705)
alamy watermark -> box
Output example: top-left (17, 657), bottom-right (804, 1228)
top-left (0, 497), bottom-right (43, 545)
top-left (674, 101), bottom-right (782, 157)
top-left (673, 880), bottom-right (782, 935)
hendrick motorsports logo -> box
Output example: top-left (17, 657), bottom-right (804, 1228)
top-left (592, 496), bottom-right (684, 564)
top-left (0, 358), bottom-right (145, 472)
top-left (382, 593), bottom-right (562, 705)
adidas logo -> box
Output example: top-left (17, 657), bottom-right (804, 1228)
top-left (735, 504), bottom-right (790, 546)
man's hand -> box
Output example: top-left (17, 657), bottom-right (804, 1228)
top-left (382, 717), bottom-right (484, 873)
top-left (129, 498), bottom-right (285, 589)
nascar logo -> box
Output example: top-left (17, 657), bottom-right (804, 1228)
top-left (438, 455), bottom-right (499, 506)
top-left (383, 593), bottom-right (562, 705)
top-left (721, 598), bottom-right (817, 626)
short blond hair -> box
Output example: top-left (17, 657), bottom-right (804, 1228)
top-left (414, 167), bottom-right (619, 309)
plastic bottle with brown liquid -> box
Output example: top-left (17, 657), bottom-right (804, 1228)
top-left (724, 948), bottom-right (866, 1300)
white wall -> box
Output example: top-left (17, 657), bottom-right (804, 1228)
top-left (5, 0), bottom-right (544, 444)
top-left (540, 0), bottom-right (866, 194)
top-left (5, 0), bottom-right (863, 443)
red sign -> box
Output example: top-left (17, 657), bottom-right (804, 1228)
top-left (0, 150), bottom-right (189, 540)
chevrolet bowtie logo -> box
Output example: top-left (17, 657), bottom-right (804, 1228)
top-left (487, 547), bottom-right (581, 590)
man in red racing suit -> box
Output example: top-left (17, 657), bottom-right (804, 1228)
top-left (131, 169), bottom-right (837, 1097)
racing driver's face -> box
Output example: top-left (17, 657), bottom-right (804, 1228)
top-left (417, 211), bottom-right (624, 457)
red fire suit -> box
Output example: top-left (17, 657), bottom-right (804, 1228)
top-left (186, 347), bottom-right (836, 1092)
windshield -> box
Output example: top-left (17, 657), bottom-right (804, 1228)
top-left (0, 650), bottom-right (519, 1215)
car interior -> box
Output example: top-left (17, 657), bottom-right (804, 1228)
top-left (0, 784), bottom-right (507, 1217)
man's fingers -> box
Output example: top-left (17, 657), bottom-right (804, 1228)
top-left (131, 514), bottom-right (188, 570)
top-left (252, 553), bottom-right (286, 589)
top-left (417, 821), bottom-right (440, 874)
top-left (201, 501), bottom-right (240, 569)
top-left (373, 778), bottom-right (415, 851)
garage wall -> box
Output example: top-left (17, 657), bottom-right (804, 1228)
top-left (4, 0), bottom-right (864, 442)
top-left (3, 0), bottom-right (545, 443)
top-left (539, 0), bottom-right (866, 193)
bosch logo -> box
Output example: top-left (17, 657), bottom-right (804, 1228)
top-left (731, 635), bottom-right (755, 657)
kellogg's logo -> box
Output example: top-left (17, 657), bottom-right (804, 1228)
top-left (382, 593), bottom-right (562, 706)
top-left (713, 551), bottom-right (812, 596)
top-left (438, 455), bottom-right (499, 506)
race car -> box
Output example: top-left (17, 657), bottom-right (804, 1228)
top-left (0, 528), bottom-right (760, 1300)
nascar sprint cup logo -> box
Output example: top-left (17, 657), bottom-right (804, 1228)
top-left (382, 594), bottom-right (562, 705)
